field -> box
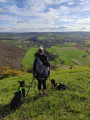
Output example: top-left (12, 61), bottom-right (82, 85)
top-left (85, 40), bottom-right (90, 44)
top-left (22, 45), bottom-right (90, 68)
top-left (0, 66), bottom-right (90, 120)
top-left (37, 36), bottom-right (54, 41)
top-left (47, 46), bottom-right (90, 65)
top-left (22, 47), bottom-right (38, 68)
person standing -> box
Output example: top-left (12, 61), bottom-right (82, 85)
top-left (33, 46), bottom-right (50, 96)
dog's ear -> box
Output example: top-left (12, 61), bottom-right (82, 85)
top-left (51, 79), bottom-right (53, 83)
top-left (18, 81), bottom-right (25, 86)
top-left (51, 79), bottom-right (55, 84)
top-left (18, 81), bottom-right (25, 83)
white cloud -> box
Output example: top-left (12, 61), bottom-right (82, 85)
top-left (0, 15), bottom-right (12, 21)
top-left (6, 0), bottom-right (73, 17)
top-left (53, 0), bottom-right (72, 4)
top-left (0, 14), bottom-right (26, 26)
top-left (77, 17), bottom-right (90, 24)
top-left (0, 22), bottom-right (90, 32)
top-left (7, 0), bottom-right (53, 16)
top-left (60, 6), bottom-right (71, 14)
top-left (80, 0), bottom-right (90, 4)
top-left (0, 8), bottom-right (7, 12)
top-left (0, 0), bottom-right (90, 32)
top-left (0, 0), bottom-right (7, 2)
top-left (68, 2), bottom-right (74, 5)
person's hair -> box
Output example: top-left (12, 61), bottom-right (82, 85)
top-left (38, 46), bottom-right (44, 53)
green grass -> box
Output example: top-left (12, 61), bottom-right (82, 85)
top-left (86, 55), bottom-right (90, 59)
top-left (0, 66), bottom-right (90, 120)
top-left (22, 45), bottom-right (90, 68)
top-left (47, 46), bottom-right (90, 65)
top-left (37, 36), bottom-right (48, 40)
top-left (37, 36), bottom-right (54, 40)
top-left (56, 44), bottom-right (69, 47)
top-left (22, 46), bottom-right (38, 68)
top-left (85, 40), bottom-right (90, 44)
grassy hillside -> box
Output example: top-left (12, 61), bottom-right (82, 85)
top-left (0, 66), bottom-right (90, 120)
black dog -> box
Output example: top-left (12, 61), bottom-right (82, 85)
top-left (10, 81), bottom-right (25, 110)
top-left (51, 79), bottom-right (68, 90)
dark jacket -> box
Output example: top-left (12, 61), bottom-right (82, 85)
top-left (33, 52), bottom-right (50, 76)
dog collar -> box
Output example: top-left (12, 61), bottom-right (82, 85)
top-left (19, 87), bottom-right (24, 92)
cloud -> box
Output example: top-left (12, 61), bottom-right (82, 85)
top-left (0, 22), bottom-right (90, 32)
top-left (0, 8), bottom-right (7, 12)
top-left (7, 0), bottom-right (52, 16)
top-left (53, 0), bottom-right (73, 4)
top-left (77, 17), bottom-right (90, 24)
top-left (0, 0), bottom-right (90, 32)
top-left (0, 0), bottom-right (8, 2)
top-left (5, 0), bottom-right (73, 17)
top-left (68, 2), bottom-right (74, 5)
top-left (60, 6), bottom-right (71, 15)
top-left (79, 0), bottom-right (90, 13)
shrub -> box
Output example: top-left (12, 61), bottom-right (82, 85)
top-left (0, 66), bottom-right (24, 79)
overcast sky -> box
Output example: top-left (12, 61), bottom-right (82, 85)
top-left (0, 0), bottom-right (90, 32)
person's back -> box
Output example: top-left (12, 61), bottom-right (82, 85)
top-left (33, 46), bottom-right (50, 96)
top-left (34, 52), bottom-right (50, 79)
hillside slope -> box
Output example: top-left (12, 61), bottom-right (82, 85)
top-left (0, 67), bottom-right (90, 120)
top-left (0, 41), bottom-right (26, 69)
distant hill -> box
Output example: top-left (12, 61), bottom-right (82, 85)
top-left (0, 32), bottom-right (90, 47)
top-left (0, 41), bottom-right (27, 69)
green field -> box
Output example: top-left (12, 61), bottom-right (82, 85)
top-left (22, 46), bottom-right (38, 68)
top-left (37, 36), bottom-right (54, 40)
top-left (85, 40), bottom-right (90, 44)
top-left (0, 67), bottom-right (90, 120)
top-left (47, 46), bottom-right (90, 65)
top-left (22, 45), bottom-right (90, 68)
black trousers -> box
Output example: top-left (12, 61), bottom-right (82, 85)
top-left (37, 78), bottom-right (47, 90)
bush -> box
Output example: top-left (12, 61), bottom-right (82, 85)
top-left (0, 66), bottom-right (24, 79)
